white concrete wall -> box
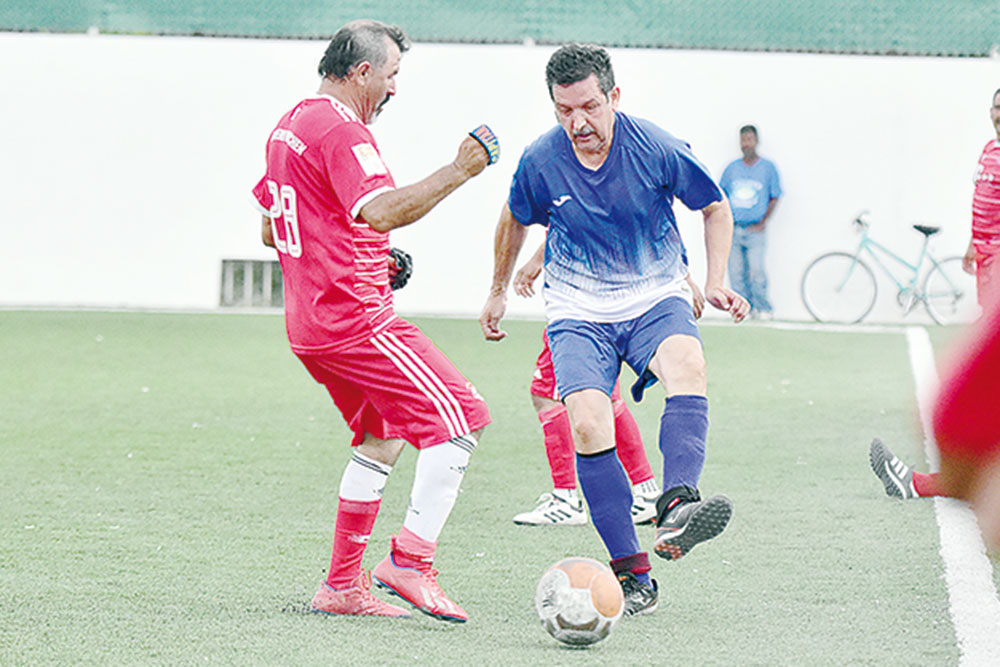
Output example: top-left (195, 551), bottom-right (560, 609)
top-left (2, 32), bottom-right (998, 321)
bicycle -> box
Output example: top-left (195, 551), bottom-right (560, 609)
top-left (800, 212), bottom-right (978, 325)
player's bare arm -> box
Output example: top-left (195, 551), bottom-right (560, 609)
top-left (684, 273), bottom-right (705, 319)
top-left (261, 215), bottom-right (276, 248)
top-left (359, 134), bottom-right (492, 233)
top-left (963, 237), bottom-right (977, 274)
top-left (513, 241), bottom-right (546, 298)
top-left (480, 202), bottom-right (528, 341)
top-left (701, 197), bottom-right (749, 322)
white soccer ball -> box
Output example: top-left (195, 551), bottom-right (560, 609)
top-left (534, 557), bottom-right (625, 646)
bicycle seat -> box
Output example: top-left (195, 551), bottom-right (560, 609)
top-left (912, 224), bottom-right (940, 237)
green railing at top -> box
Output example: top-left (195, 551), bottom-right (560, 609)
top-left (2, 0), bottom-right (998, 57)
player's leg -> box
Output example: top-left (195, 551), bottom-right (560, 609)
top-left (512, 394), bottom-right (586, 525)
top-left (868, 438), bottom-right (946, 498)
top-left (627, 297), bottom-right (733, 562)
top-left (296, 358), bottom-right (411, 618)
top-left (609, 381), bottom-right (658, 524)
top-left (359, 319), bottom-right (490, 622)
top-left (374, 427), bottom-right (484, 622)
top-left (550, 320), bottom-right (657, 615)
top-left (728, 228), bottom-right (751, 308)
top-left (744, 229), bottom-right (773, 316)
top-left (513, 331), bottom-right (585, 526)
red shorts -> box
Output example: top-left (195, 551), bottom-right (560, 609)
top-left (530, 329), bottom-right (622, 402)
top-left (297, 318), bottom-right (491, 449)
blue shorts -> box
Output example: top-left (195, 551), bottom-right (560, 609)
top-left (547, 296), bottom-right (700, 403)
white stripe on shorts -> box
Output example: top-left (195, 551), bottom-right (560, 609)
top-left (371, 333), bottom-right (466, 440)
top-left (382, 331), bottom-right (471, 435)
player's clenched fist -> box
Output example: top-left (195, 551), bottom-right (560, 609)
top-left (455, 124), bottom-right (499, 179)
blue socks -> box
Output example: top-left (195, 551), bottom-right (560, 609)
top-left (659, 394), bottom-right (709, 489)
top-left (576, 448), bottom-right (650, 586)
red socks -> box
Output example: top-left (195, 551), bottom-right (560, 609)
top-left (391, 526), bottom-right (436, 571)
top-left (539, 404), bottom-right (577, 490)
top-left (613, 398), bottom-right (654, 485)
top-left (913, 471), bottom-right (945, 498)
top-left (325, 498), bottom-right (380, 589)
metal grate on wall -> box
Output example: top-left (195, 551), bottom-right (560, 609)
top-left (220, 259), bottom-right (283, 308)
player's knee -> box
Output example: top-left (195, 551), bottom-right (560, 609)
top-left (356, 436), bottom-right (406, 466)
top-left (531, 393), bottom-right (560, 414)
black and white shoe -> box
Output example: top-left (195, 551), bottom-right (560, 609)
top-left (869, 438), bottom-right (917, 499)
top-left (512, 490), bottom-right (586, 526)
top-left (617, 572), bottom-right (659, 616)
top-left (631, 479), bottom-right (660, 524)
top-left (653, 486), bottom-right (732, 561)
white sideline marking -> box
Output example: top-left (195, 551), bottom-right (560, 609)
top-left (906, 327), bottom-right (1000, 666)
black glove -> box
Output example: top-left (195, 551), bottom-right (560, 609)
top-left (388, 247), bottom-right (413, 291)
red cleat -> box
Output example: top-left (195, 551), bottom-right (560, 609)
top-left (311, 571), bottom-right (412, 618)
top-left (372, 552), bottom-right (468, 623)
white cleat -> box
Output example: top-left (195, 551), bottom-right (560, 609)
top-left (513, 490), bottom-right (587, 526)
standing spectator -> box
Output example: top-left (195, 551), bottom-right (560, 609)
top-left (962, 88), bottom-right (1000, 306)
top-left (720, 125), bottom-right (782, 320)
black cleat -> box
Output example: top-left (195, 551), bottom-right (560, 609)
top-left (653, 488), bottom-right (732, 561)
top-left (617, 572), bottom-right (659, 616)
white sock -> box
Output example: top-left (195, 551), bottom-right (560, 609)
top-left (633, 478), bottom-right (659, 499)
top-left (403, 434), bottom-right (476, 542)
top-left (338, 452), bottom-right (392, 502)
top-left (553, 488), bottom-right (580, 506)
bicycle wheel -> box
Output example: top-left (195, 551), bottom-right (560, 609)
top-left (922, 256), bottom-right (979, 325)
top-left (801, 252), bottom-right (877, 323)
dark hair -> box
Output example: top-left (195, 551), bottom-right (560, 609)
top-left (545, 44), bottom-right (615, 100)
top-left (318, 20), bottom-right (410, 80)
top-left (739, 125), bottom-right (758, 138)
top-left (993, 88), bottom-right (1000, 101)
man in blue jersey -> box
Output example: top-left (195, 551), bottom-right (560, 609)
top-left (479, 44), bottom-right (749, 616)
top-left (720, 125), bottom-right (782, 319)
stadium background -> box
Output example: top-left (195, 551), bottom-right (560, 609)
top-left (2, 1), bottom-right (1000, 320)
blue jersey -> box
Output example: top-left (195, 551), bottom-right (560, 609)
top-left (719, 157), bottom-right (782, 226)
top-left (509, 112), bottom-right (723, 322)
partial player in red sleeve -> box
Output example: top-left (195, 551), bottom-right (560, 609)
top-left (510, 240), bottom-right (706, 527)
top-left (962, 88), bottom-right (1000, 305)
top-left (252, 20), bottom-right (499, 622)
top-left (869, 88), bottom-right (1000, 507)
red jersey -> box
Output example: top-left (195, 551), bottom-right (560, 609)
top-left (252, 95), bottom-right (397, 354)
top-left (972, 139), bottom-right (1000, 251)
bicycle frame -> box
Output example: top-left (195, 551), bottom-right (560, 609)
top-left (845, 221), bottom-right (942, 313)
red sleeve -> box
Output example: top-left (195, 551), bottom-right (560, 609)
top-left (322, 123), bottom-right (396, 219)
top-left (933, 300), bottom-right (1000, 460)
top-left (251, 176), bottom-right (274, 216)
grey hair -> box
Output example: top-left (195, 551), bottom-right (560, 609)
top-left (318, 20), bottom-right (410, 80)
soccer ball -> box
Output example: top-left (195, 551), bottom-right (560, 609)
top-left (534, 557), bottom-right (624, 646)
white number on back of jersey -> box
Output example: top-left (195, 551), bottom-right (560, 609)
top-left (266, 180), bottom-right (303, 258)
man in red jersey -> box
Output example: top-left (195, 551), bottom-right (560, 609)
top-left (252, 20), bottom-right (497, 622)
top-left (870, 88), bottom-right (1000, 504)
top-left (962, 88), bottom-right (1000, 304)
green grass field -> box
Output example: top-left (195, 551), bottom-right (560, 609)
top-left (1, 310), bottom-right (995, 665)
